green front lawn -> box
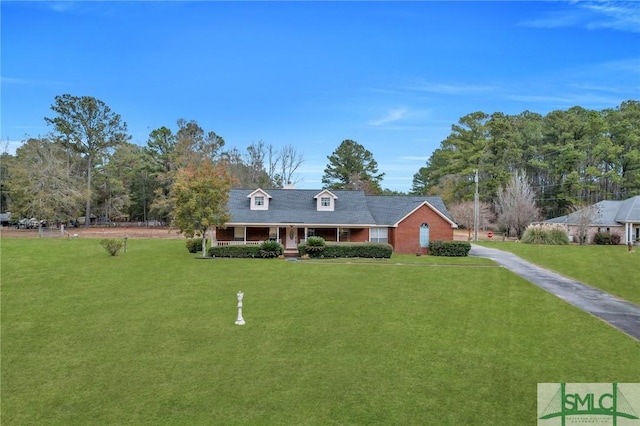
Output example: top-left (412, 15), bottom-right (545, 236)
top-left (476, 242), bottom-right (640, 305)
top-left (2, 238), bottom-right (638, 425)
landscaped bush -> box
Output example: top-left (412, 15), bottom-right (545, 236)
top-left (208, 244), bottom-right (262, 258)
top-left (185, 238), bottom-right (203, 253)
top-left (593, 231), bottom-right (621, 245)
top-left (428, 241), bottom-right (471, 257)
top-left (259, 240), bottom-right (284, 258)
top-left (298, 242), bottom-right (393, 258)
top-left (100, 238), bottom-right (124, 256)
top-left (521, 224), bottom-right (569, 245)
top-left (302, 236), bottom-right (326, 257)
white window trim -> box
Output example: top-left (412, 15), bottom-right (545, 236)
top-left (248, 189), bottom-right (271, 211)
top-left (314, 190), bottom-right (337, 211)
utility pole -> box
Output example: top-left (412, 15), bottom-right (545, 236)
top-left (473, 168), bottom-right (479, 242)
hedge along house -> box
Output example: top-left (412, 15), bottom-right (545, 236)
top-left (544, 195), bottom-right (640, 244)
top-left (213, 188), bottom-right (457, 255)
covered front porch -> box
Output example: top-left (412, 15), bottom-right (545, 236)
top-left (214, 225), bottom-right (371, 250)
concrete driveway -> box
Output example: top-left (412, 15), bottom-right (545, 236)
top-left (470, 244), bottom-right (640, 341)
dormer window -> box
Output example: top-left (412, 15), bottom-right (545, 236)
top-left (248, 189), bottom-right (271, 211)
top-left (314, 189), bottom-right (337, 211)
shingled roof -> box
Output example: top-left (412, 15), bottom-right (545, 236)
top-left (545, 196), bottom-right (640, 226)
top-left (226, 189), bottom-right (455, 227)
top-left (227, 189), bottom-right (376, 226)
top-left (365, 195), bottom-right (456, 226)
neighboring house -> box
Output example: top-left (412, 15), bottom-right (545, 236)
top-left (213, 188), bottom-right (457, 254)
top-left (545, 196), bottom-right (640, 244)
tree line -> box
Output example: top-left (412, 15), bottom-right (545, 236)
top-left (0, 94), bottom-right (304, 227)
top-left (1, 95), bottom-right (638, 229)
top-left (411, 100), bottom-right (640, 219)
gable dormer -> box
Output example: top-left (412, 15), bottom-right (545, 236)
top-left (314, 189), bottom-right (338, 212)
top-left (248, 189), bottom-right (272, 211)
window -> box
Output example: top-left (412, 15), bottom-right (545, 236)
top-left (269, 227), bottom-right (278, 241)
top-left (370, 228), bottom-right (388, 243)
top-left (321, 197), bottom-right (331, 207)
top-left (339, 228), bottom-right (350, 241)
top-left (419, 223), bottom-right (429, 248)
top-left (234, 227), bottom-right (245, 241)
top-left (307, 228), bottom-right (316, 237)
top-left (254, 196), bottom-right (264, 206)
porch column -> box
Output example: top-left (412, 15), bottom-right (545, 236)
top-left (244, 226), bottom-right (247, 244)
top-left (625, 223), bottom-right (631, 244)
top-left (337, 228), bottom-right (340, 242)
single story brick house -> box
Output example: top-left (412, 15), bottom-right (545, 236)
top-left (545, 195), bottom-right (640, 244)
top-left (213, 188), bottom-right (457, 254)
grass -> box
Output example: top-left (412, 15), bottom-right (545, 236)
top-left (2, 238), bottom-right (639, 425)
top-left (476, 241), bottom-right (640, 305)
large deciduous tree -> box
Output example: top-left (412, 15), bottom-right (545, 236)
top-left (322, 139), bottom-right (384, 194)
top-left (45, 94), bottom-right (129, 227)
top-left (7, 138), bottom-right (84, 222)
top-left (170, 160), bottom-right (231, 256)
top-left (494, 170), bottom-right (540, 239)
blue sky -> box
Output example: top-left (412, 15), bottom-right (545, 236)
top-left (1, 1), bottom-right (639, 192)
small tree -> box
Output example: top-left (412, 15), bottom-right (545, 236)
top-left (170, 160), bottom-right (231, 257)
top-left (448, 200), bottom-right (494, 239)
top-left (100, 238), bottom-right (124, 256)
top-left (494, 170), bottom-right (540, 239)
top-left (571, 203), bottom-right (601, 245)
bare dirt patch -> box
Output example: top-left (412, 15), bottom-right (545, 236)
top-left (1, 226), bottom-right (184, 239)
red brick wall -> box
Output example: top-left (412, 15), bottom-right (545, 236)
top-left (350, 228), bottom-right (369, 242)
top-left (391, 204), bottom-right (454, 254)
top-left (216, 228), bottom-right (233, 241)
top-left (246, 227), bottom-right (269, 241)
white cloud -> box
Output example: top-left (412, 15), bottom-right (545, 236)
top-left (507, 93), bottom-right (624, 108)
top-left (404, 82), bottom-right (494, 95)
top-left (46, 2), bottom-right (78, 13)
top-left (368, 108), bottom-right (409, 126)
top-left (521, 1), bottom-right (640, 33)
top-left (1, 76), bottom-right (65, 87)
top-left (581, 2), bottom-right (640, 33)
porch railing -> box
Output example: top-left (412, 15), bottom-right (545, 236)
top-left (214, 240), bottom-right (263, 247)
top-left (214, 238), bottom-right (299, 247)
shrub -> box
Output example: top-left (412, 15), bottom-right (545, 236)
top-left (610, 233), bottom-right (621, 245)
top-left (521, 225), bottom-right (546, 244)
top-left (593, 231), bottom-right (621, 245)
top-left (429, 241), bottom-right (471, 257)
top-left (186, 238), bottom-right (203, 253)
top-left (298, 242), bottom-right (393, 258)
top-left (303, 236), bottom-right (326, 257)
top-left (548, 227), bottom-right (570, 245)
top-left (208, 244), bottom-right (262, 258)
top-left (521, 224), bottom-right (569, 245)
top-left (100, 238), bottom-right (124, 256)
top-left (259, 240), bottom-right (283, 258)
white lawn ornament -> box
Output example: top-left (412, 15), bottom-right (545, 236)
top-left (235, 291), bottom-right (245, 325)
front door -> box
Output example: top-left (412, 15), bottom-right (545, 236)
top-left (286, 226), bottom-right (297, 249)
